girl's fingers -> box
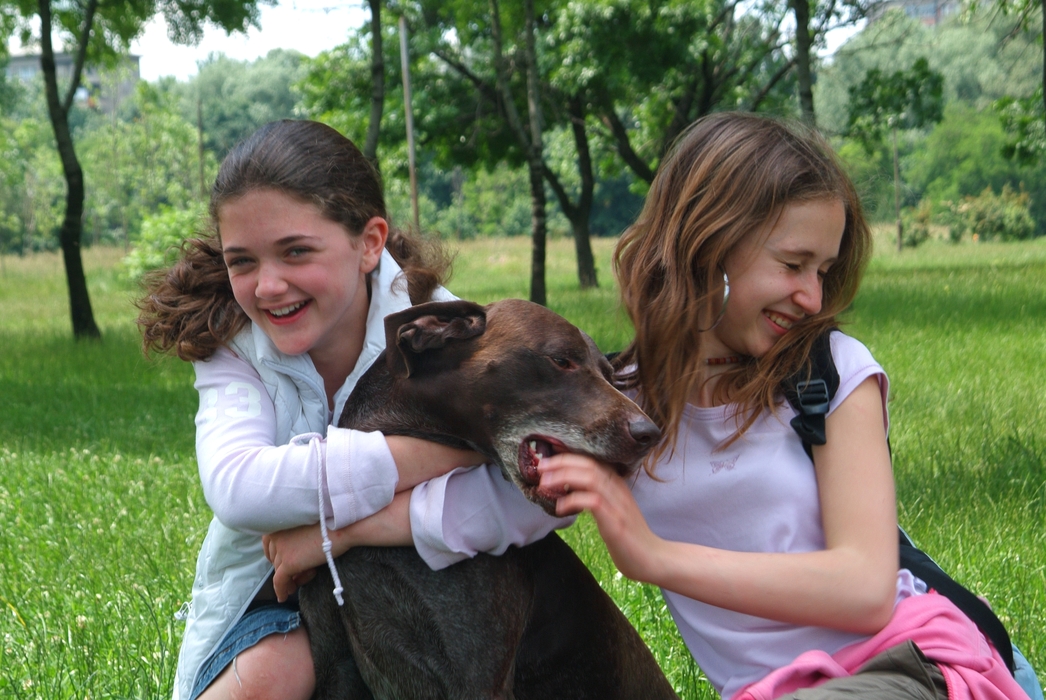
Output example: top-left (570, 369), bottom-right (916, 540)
top-left (292, 570), bottom-right (317, 587)
top-left (553, 491), bottom-right (604, 517)
top-left (537, 454), bottom-right (616, 497)
top-left (537, 452), bottom-right (658, 566)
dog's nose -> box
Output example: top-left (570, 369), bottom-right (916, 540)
top-left (628, 418), bottom-right (661, 446)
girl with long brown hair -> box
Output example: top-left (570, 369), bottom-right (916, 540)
top-left (140, 120), bottom-right (567, 700)
top-left (536, 113), bottom-right (1027, 700)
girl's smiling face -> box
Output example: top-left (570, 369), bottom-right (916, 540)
top-left (219, 189), bottom-right (386, 373)
top-left (704, 198), bottom-right (846, 360)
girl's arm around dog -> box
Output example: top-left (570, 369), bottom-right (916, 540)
top-left (195, 347), bottom-right (481, 534)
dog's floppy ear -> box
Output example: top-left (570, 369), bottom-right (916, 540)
top-left (384, 300), bottom-right (487, 377)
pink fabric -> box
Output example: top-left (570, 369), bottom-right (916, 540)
top-left (732, 592), bottom-right (1029, 700)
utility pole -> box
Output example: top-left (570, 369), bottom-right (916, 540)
top-left (197, 92), bottom-right (206, 200)
top-left (399, 14), bottom-right (420, 234)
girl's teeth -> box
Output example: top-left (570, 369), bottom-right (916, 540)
top-left (271, 301), bottom-right (305, 317)
top-left (767, 312), bottom-right (793, 329)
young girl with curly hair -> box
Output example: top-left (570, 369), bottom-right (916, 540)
top-left (139, 120), bottom-right (566, 700)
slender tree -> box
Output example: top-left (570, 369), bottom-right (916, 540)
top-left (489, 0), bottom-right (548, 304)
top-left (2, 0), bottom-right (265, 338)
top-left (542, 95), bottom-right (597, 288)
top-left (790, 0), bottom-right (816, 124)
top-left (846, 57), bottom-right (944, 251)
top-left (364, 0), bottom-right (384, 165)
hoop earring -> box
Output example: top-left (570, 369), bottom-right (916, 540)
top-left (697, 270), bottom-right (730, 332)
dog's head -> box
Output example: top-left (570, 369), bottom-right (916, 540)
top-left (381, 298), bottom-right (660, 514)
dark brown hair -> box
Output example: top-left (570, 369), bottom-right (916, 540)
top-left (138, 120), bottom-right (451, 361)
top-left (613, 112), bottom-right (872, 465)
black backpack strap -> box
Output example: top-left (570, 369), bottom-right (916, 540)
top-left (898, 532), bottom-right (1016, 673)
top-left (783, 330), bottom-right (840, 460)
top-left (785, 332), bottom-right (1018, 676)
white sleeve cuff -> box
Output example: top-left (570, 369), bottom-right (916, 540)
top-left (409, 464), bottom-right (574, 571)
top-left (409, 466), bottom-right (472, 570)
top-left (324, 427), bottom-right (399, 529)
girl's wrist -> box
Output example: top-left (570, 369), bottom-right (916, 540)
top-left (636, 534), bottom-right (672, 588)
top-left (326, 522), bottom-right (356, 558)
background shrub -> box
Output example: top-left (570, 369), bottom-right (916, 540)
top-left (946, 185), bottom-right (1036, 242)
top-left (121, 203), bottom-right (207, 281)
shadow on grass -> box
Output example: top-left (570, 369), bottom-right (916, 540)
top-left (852, 263), bottom-right (1046, 330)
top-left (902, 432), bottom-right (1044, 499)
top-left (0, 327), bottom-right (197, 457)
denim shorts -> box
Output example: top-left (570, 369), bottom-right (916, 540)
top-left (189, 602), bottom-right (302, 700)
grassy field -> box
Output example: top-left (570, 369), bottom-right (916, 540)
top-left (0, 233), bottom-right (1043, 698)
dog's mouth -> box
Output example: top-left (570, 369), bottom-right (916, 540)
top-left (514, 434), bottom-right (640, 514)
top-left (518, 435), bottom-right (567, 487)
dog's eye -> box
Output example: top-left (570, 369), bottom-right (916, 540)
top-left (550, 356), bottom-right (576, 370)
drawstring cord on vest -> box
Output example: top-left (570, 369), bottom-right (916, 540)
top-left (292, 433), bottom-right (345, 606)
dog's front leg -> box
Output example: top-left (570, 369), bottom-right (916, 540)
top-left (299, 567), bottom-right (375, 700)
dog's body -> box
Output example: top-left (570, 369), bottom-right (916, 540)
top-left (299, 299), bottom-right (679, 700)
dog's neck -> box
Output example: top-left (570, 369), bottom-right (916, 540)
top-left (336, 351), bottom-right (498, 461)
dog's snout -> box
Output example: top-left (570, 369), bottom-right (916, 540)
top-left (628, 417), bottom-right (661, 446)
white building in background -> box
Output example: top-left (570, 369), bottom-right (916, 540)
top-left (868, 0), bottom-right (961, 26)
top-left (5, 53), bottom-right (141, 113)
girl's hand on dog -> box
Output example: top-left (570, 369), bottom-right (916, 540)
top-left (537, 454), bottom-right (665, 585)
top-left (264, 491), bottom-right (415, 602)
top-left (264, 524), bottom-right (333, 602)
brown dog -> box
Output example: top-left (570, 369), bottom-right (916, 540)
top-left (299, 299), bottom-right (679, 700)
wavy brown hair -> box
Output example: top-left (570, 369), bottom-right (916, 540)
top-left (613, 112), bottom-right (872, 466)
top-left (138, 120), bottom-right (451, 362)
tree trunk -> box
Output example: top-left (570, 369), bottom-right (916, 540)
top-left (490, 0), bottom-right (547, 305)
top-left (523, 0), bottom-right (547, 305)
top-left (790, 0), bottom-right (816, 126)
top-left (567, 96), bottom-right (596, 289)
top-left (526, 164), bottom-right (548, 306)
top-left (38, 0), bottom-right (101, 339)
top-left (597, 103), bottom-right (654, 184)
top-left (544, 96), bottom-right (597, 289)
top-left (364, 0), bottom-right (384, 167)
top-left (892, 127), bottom-right (903, 252)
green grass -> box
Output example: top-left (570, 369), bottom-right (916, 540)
top-left (0, 235), bottom-right (1043, 698)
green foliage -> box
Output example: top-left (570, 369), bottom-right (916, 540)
top-left (0, 115), bottom-right (64, 254)
top-left (381, 162), bottom-right (574, 240)
top-left (824, 12), bottom-right (1046, 235)
top-left (121, 203), bottom-right (208, 281)
top-left (176, 49), bottom-right (306, 158)
top-left (996, 90), bottom-right (1046, 166)
top-left (295, 34), bottom-right (384, 149)
top-left (906, 103), bottom-right (1019, 203)
top-left (0, 54), bottom-right (19, 113)
top-left (846, 57), bottom-right (944, 150)
top-left (79, 82), bottom-right (214, 246)
top-left (902, 103), bottom-right (1046, 235)
top-left (543, 0), bottom-right (799, 173)
top-left (817, 10), bottom-right (1042, 135)
top-left (944, 185), bottom-right (1037, 242)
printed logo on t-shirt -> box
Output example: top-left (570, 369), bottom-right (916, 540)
top-left (710, 455), bottom-right (738, 475)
